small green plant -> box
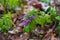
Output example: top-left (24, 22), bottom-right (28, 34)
top-left (35, 11), bottom-right (52, 29)
top-left (55, 16), bottom-right (60, 36)
top-left (23, 6), bottom-right (56, 33)
top-left (0, 0), bottom-right (19, 13)
top-left (23, 9), bottom-right (38, 33)
top-left (0, 12), bottom-right (13, 34)
top-left (23, 9), bottom-right (52, 33)
top-left (0, 0), bottom-right (26, 13)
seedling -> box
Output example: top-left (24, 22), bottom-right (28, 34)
top-left (0, 12), bottom-right (14, 34)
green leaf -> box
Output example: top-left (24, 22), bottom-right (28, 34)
top-left (55, 16), bottom-right (60, 20)
top-left (23, 26), bottom-right (30, 33)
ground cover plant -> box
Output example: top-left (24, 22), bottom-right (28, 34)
top-left (0, 0), bottom-right (60, 40)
